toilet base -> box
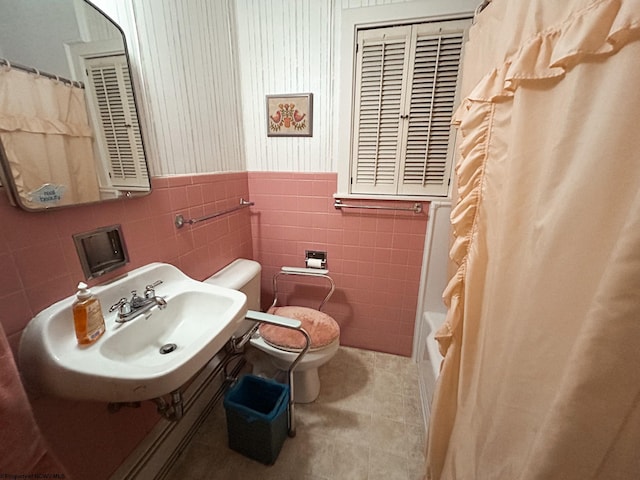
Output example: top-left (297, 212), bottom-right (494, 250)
top-left (259, 368), bottom-right (320, 403)
top-left (289, 368), bottom-right (320, 403)
top-left (245, 347), bottom-right (322, 403)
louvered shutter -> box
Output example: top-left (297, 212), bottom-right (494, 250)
top-left (351, 26), bottom-right (411, 195)
top-left (399, 22), bottom-right (464, 196)
top-left (350, 20), bottom-right (466, 197)
top-left (85, 55), bottom-right (148, 190)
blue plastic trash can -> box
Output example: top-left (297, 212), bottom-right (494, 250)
top-left (223, 374), bottom-right (289, 465)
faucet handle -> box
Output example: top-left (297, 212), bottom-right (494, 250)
top-left (109, 298), bottom-right (132, 315)
top-left (144, 280), bottom-right (163, 299)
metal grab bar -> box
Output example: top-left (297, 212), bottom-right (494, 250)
top-left (334, 198), bottom-right (423, 214)
top-left (245, 310), bottom-right (310, 437)
top-left (175, 198), bottom-right (254, 228)
top-left (271, 268), bottom-right (335, 312)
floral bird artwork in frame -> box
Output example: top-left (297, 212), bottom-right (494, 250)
top-left (269, 102), bottom-right (307, 132)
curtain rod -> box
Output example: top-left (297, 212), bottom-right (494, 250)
top-left (0, 58), bottom-right (84, 89)
top-left (474, 0), bottom-right (492, 23)
top-left (476, 0), bottom-right (491, 14)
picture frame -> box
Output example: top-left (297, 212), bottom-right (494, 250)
top-left (266, 93), bottom-right (313, 137)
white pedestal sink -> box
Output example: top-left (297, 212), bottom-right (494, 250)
top-left (19, 263), bottom-right (247, 403)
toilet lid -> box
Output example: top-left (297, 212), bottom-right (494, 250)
top-left (260, 306), bottom-right (340, 352)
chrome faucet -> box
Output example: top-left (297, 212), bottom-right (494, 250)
top-left (109, 280), bottom-right (167, 323)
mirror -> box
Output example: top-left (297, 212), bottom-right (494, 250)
top-left (0, 0), bottom-right (151, 211)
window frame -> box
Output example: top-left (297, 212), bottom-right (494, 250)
top-left (66, 39), bottom-right (149, 195)
top-left (334, 1), bottom-right (474, 201)
top-left (84, 53), bottom-right (148, 190)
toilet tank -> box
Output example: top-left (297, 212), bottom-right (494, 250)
top-left (204, 259), bottom-right (261, 311)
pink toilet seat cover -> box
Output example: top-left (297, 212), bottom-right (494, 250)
top-left (260, 306), bottom-right (340, 351)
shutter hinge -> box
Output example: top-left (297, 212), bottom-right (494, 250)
top-left (356, 43), bottom-right (359, 53)
top-left (350, 177), bottom-right (353, 185)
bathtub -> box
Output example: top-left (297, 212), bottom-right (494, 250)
top-left (418, 311), bottom-right (445, 429)
top-left (425, 311), bottom-right (445, 380)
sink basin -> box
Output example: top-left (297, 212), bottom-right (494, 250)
top-left (19, 263), bottom-right (247, 402)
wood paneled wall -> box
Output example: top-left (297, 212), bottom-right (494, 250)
top-left (234, 0), bottom-right (335, 172)
top-left (95, 0), bottom-right (431, 175)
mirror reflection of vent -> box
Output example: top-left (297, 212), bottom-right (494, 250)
top-left (85, 55), bottom-right (147, 189)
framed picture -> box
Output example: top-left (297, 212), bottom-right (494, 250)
top-left (266, 93), bottom-right (313, 137)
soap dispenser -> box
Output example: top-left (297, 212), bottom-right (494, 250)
top-left (73, 282), bottom-right (105, 346)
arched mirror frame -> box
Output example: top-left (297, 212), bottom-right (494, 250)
top-left (0, 0), bottom-right (151, 211)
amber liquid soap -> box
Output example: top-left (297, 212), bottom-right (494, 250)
top-left (73, 282), bottom-right (105, 345)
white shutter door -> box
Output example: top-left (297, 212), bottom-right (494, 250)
top-left (86, 55), bottom-right (148, 189)
top-left (399, 21), bottom-right (465, 196)
top-left (351, 26), bottom-right (411, 195)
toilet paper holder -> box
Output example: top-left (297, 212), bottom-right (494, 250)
top-left (305, 250), bottom-right (327, 269)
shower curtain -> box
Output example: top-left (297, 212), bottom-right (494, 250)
top-left (0, 67), bottom-right (100, 208)
top-left (426, 0), bottom-right (640, 479)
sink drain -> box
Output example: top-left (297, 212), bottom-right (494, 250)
top-left (159, 343), bottom-right (177, 355)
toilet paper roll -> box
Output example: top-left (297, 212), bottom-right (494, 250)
top-left (306, 258), bottom-right (324, 269)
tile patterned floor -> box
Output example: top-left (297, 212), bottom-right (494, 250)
top-left (167, 346), bottom-right (427, 480)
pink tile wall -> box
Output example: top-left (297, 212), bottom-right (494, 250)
top-left (0, 172), bottom-right (252, 479)
top-left (0, 169), bottom-right (428, 477)
top-left (248, 172), bottom-right (429, 357)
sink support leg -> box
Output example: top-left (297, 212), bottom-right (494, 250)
top-left (152, 390), bottom-right (184, 422)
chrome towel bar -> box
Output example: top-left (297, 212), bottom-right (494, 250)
top-left (334, 199), bottom-right (423, 214)
top-left (175, 198), bottom-right (254, 228)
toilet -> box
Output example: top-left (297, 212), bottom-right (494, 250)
top-left (205, 258), bottom-right (340, 403)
